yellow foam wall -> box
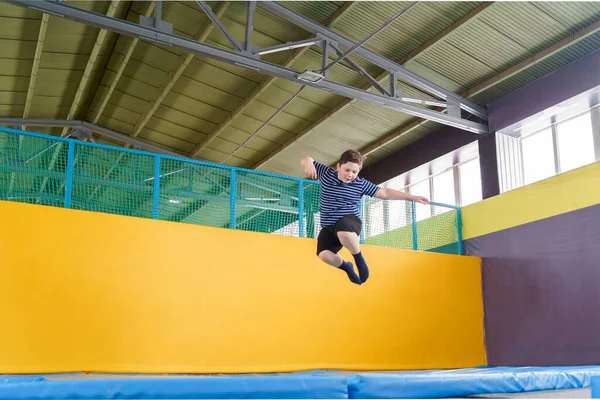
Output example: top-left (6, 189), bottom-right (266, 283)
top-left (0, 200), bottom-right (485, 374)
top-left (463, 160), bottom-right (600, 239)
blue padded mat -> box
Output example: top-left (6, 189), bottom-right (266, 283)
top-left (2, 366), bottom-right (600, 399)
top-left (591, 376), bottom-right (600, 398)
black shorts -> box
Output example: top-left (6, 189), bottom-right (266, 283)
top-left (316, 215), bottom-right (362, 255)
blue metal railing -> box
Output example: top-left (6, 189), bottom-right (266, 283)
top-left (0, 127), bottom-right (463, 254)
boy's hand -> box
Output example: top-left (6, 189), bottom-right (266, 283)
top-left (411, 195), bottom-right (429, 205)
top-left (301, 156), bottom-right (317, 179)
top-left (304, 162), bottom-right (317, 179)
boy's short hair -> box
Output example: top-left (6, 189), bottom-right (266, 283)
top-left (338, 149), bottom-right (364, 166)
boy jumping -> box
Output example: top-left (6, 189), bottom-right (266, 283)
top-left (301, 150), bottom-right (429, 285)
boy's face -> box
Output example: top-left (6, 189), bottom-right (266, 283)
top-left (336, 161), bottom-right (361, 183)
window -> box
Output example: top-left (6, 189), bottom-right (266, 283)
top-left (459, 159), bottom-right (482, 206)
top-left (432, 169), bottom-right (455, 206)
top-left (366, 200), bottom-right (384, 238)
top-left (409, 179), bottom-right (430, 221)
top-left (556, 112), bottom-right (595, 173)
top-left (522, 128), bottom-right (555, 185)
top-left (387, 193), bottom-right (409, 230)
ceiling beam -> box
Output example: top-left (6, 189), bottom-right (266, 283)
top-left (188, 1), bottom-right (358, 159)
top-left (252, 1), bottom-right (494, 169)
top-left (91, 1), bottom-right (156, 124)
top-left (128, 1), bottom-right (230, 144)
top-left (359, 14), bottom-right (600, 158)
top-left (23, 12), bottom-right (49, 129)
top-left (39, 1), bottom-right (120, 195)
top-left (2, 0), bottom-right (488, 138)
top-left (0, 118), bottom-right (184, 157)
top-left (60, 0), bottom-right (120, 137)
top-left (260, 1), bottom-right (488, 120)
top-left (11, 12), bottom-right (49, 195)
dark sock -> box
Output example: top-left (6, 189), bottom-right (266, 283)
top-left (338, 261), bottom-right (361, 285)
top-left (353, 252), bottom-right (369, 283)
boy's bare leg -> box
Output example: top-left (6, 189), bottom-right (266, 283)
top-left (318, 250), bottom-right (361, 285)
top-left (318, 250), bottom-right (343, 267)
top-left (337, 231), bottom-right (369, 283)
top-left (337, 231), bottom-right (360, 254)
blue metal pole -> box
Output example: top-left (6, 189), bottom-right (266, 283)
top-left (457, 207), bottom-right (464, 255)
top-left (411, 201), bottom-right (418, 250)
top-left (359, 198), bottom-right (365, 244)
top-left (230, 169), bottom-right (237, 229)
top-left (152, 155), bottom-right (161, 219)
top-left (64, 141), bottom-right (75, 208)
top-left (298, 180), bottom-right (305, 238)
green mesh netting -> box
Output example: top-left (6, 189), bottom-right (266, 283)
top-left (234, 170), bottom-right (301, 236)
top-left (0, 128), bottom-right (463, 254)
top-left (157, 158), bottom-right (231, 227)
top-left (363, 198), bottom-right (460, 254)
top-left (71, 143), bottom-right (155, 218)
top-left (0, 131), bottom-right (67, 208)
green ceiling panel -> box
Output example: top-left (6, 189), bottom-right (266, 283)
top-left (117, 58), bottom-right (168, 88)
top-left (162, 91), bottom-right (229, 125)
top-left (152, 105), bottom-right (216, 136)
top-left (251, 84), bottom-right (329, 122)
top-left (0, 92), bottom-right (25, 106)
top-left (0, 16), bottom-right (42, 41)
top-left (144, 117), bottom-right (206, 144)
top-left (139, 129), bottom-right (195, 153)
top-left (446, 20), bottom-right (529, 72)
top-left (93, 87), bottom-right (149, 116)
top-left (172, 76), bottom-right (243, 112)
top-left (99, 73), bottom-right (159, 102)
top-left (183, 59), bottom-right (258, 98)
top-left (0, 38), bottom-right (36, 59)
top-left (0, 104), bottom-right (23, 117)
top-left (130, 41), bottom-right (182, 73)
top-left (479, 2), bottom-right (573, 52)
top-left (0, 59), bottom-right (33, 77)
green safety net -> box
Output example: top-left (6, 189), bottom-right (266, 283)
top-left (0, 128), bottom-right (462, 254)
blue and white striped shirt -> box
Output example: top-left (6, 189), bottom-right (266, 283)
top-left (314, 160), bottom-right (380, 227)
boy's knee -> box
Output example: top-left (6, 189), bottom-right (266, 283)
top-left (318, 251), bottom-right (328, 262)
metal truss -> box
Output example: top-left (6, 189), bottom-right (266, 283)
top-left (3, 0), bottom-right (489, 134)
top-left (0, 118), bottom-right (184, 157)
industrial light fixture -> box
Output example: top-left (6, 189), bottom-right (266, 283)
top-left (257, 40), bottom-right (319, 56)
top-left (297, 70), bottom-right (325, 83)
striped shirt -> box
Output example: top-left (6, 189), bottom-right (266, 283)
top-left (314, 160), bottom-right (380, 227)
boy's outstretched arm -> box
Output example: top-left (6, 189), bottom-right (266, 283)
top-left (300, 156), bottom-right (317, 179)
top-left (375, 187), bottom-right (429, 204)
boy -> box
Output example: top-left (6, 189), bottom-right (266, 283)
top-left (301, 150), bottom-right (429, 285)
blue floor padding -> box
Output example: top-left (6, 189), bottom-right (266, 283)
top-left (591, 376), bottom-right (600, 398)
top-left (2, 366), bottom-right (600, 399)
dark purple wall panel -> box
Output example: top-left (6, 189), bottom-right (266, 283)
top-left (360, 125), bottom-right (477, 184)
top-left (465, 204), bottom-right (600, 366)
top-left (477, 132), bottom-right (499, 199)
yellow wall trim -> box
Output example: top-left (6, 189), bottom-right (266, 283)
top-left (462, 161), bottom-right (600, 240)
top-left (0, 201), bottom-right (485, 374)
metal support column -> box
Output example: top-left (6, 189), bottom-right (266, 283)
top-left (411, 201), bottom-right (418, 250)
top-left (152, 155), bottom-right (161, 219)
top-left (64, 140), bottom-right (75, 208)
top-left (298, 180), bottom-right (304, 238)
top-left (229, 169), bottom-right (237, 229)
